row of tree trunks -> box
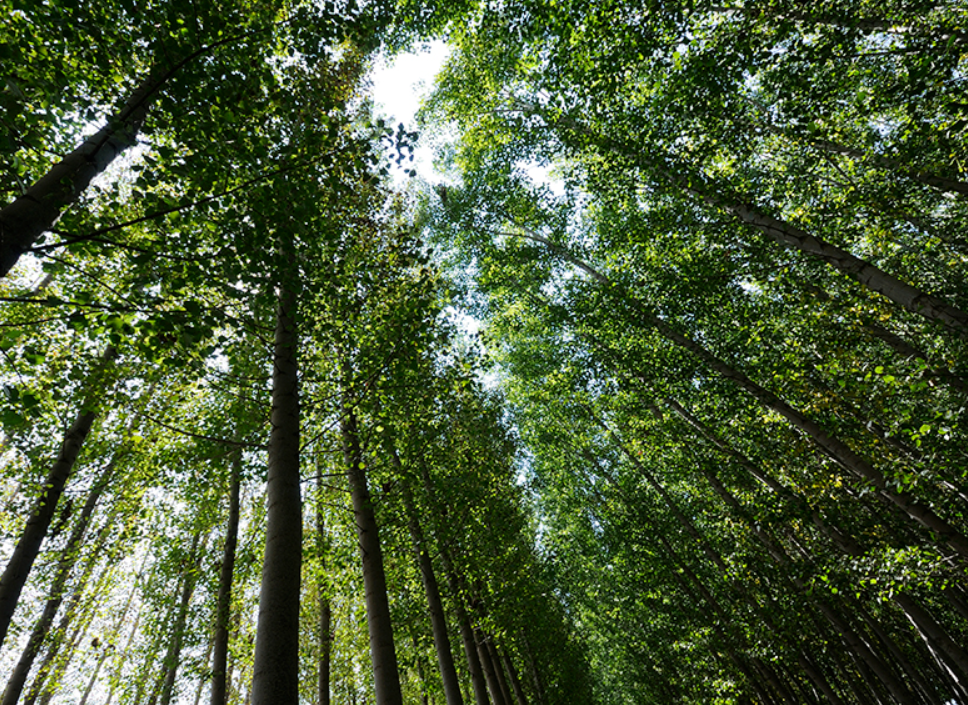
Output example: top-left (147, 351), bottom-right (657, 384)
top-left (512, 229), bottom-right (968, 562)
top-left (656, 394), bottom-right (967, 704)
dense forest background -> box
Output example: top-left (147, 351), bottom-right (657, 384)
top-left (1, 1), bottom-right (967, 704)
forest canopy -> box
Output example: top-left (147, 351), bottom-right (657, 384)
top-left (1, 1), bottom-right (967, 704)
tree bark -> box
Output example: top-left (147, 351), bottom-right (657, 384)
top-left (341, 395), bottom-right (402, 705)
top-left (0, 345), bottom-right (116, 648)
top-left (499, 648), bottom-right (529, 705)
top-left (210, 449), bottom-right (242, 705)
top-left (485, 637), bottom-right (513, 705)
top-left (474, 626), bottom-right (509, 705)
top-left (250, 283), bottom-right (302, 705)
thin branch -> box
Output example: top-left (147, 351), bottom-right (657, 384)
top-left (141, 412), bottom-right (268, 450)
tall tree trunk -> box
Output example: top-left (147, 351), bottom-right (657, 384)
top-left (210, 449), bottom-right (242, 705)
top-left (393, 450), bottom-right (464, 705)
top-left (1, 458), bottom-right (116, 705)
top-left (420, 465), bottom-right (490, 705)
top-left (102, 589), bottom-right (145, 705)
top-left (0, 345), bottom-right (116, 647)
top-left (341, 392), bottom-right (402, 705)
top-left (484, 636), bottom-right (513, 705)
top-left (0, 33), bottom-right (253, 277)
top-left (250, 281), bottom-right (302, 705)
top-left (159, 530), bottom-right (205, 705)
top-left (77, 560), bottom-right (142, 705)
top-left (499, 648), bottom-right (529, 705)
top-left (317, 468), bottom-right (332, 705)
top-left (519, 632), bottom-right (546, 705)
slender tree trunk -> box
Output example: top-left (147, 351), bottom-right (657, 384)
top-left (341, 392), bottom-right (402, 705)
top-left (103, 591), bottom-right (145, 705)
top-left (210, 449), bottom-right (242, 705)
top-left (499, 648), bottom-right (529, 705)
top-left (519, 632), bottom-right (546, 705)
top-left (159, 530), bottom-right (206, 705)
top-left (77, 561), bottom-right (143, 705)
top-left (317, 469), bottom-right (332, 705)
top-left (420, 466), bottom-right (490, 705)
top-left (0, 345), bottom-right (116, 647)
top-left (1, 458), bottom-right (116, 705)
top-left (451, 586), bottom-right (491, 705)
top-left (250, 281), bottom-right (302, 705)
top-left (192, 642), bottom-right (214, 705)
top-left (394, 454), bottom-right (464, 705)
top-left (78, 645), bottom-right (112, 705)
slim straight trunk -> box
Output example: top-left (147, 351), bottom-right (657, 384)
top-left (0, 345), bottom-right (116, 648)
top-left (159, 531), bottom-right (205, 705)
top-left (341, 398), bottom-right (402, 705)
top-left (499, 649), bottom-right (528, 705)
top-left (210, 449), bottom-right (242, 705)
top-left (484, 637), bottom-right (513, 705)
top-left (103, 593), bottom-right (145, 705)
top-left (451, 588), bottom-right (491, 705)
top-left (1, 458), bottom-right (116, 705)
top-left (77, 559), bottom-right (143, 705)
top-left (191, 642), bottom-right (213, 705)
top-left (421, 466), bottom-right (490, 705)
top-left (250, 282), bottom-right (302, 705)
top-left (396, 464), bottom-right (464, 705)
top-left (317, 470), bottom-right (331, 705)
top-left (519, 632), bottom-right (546, 705)
top-left (78, 645), bottom-right (112, 705)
